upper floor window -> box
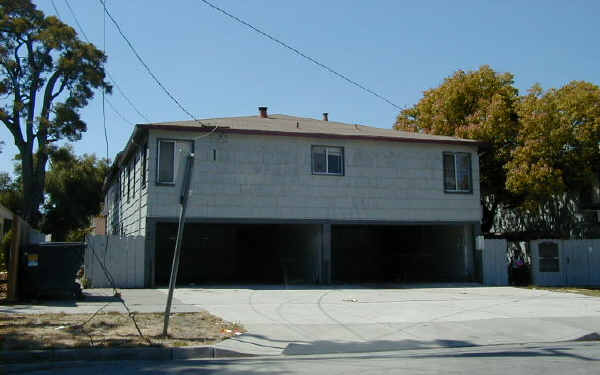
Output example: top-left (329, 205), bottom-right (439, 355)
top-left (312, 146), bottom-right (344, 175)
top-left (141, 144), bottom-right (147, 188)
top-left (127, 165), bottom-right (131, 202)
top-left (158, 140), bottom-right (175, 184)
top-left (443, 152), bottom-right (472, 193)
top-left (131, 158), bottom-right (136, 198)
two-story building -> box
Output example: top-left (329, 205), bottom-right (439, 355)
top-left (103, 107), bottom-right (483, 287)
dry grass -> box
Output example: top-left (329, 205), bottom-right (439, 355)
top-left (0, 311), bottom-right (245, 351)
top-left (525, 286), bottom-right (600, 297)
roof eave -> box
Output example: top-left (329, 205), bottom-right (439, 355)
top-left (141, 124), bottom-right (484, 147)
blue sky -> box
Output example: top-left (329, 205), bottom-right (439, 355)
top-left (1, 0), bottom-right (599, 174)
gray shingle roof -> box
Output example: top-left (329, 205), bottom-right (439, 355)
top-left (141, 114), bottom-right (481, 146)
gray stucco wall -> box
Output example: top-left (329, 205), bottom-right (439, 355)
top-left (145, 130), bottom-right (482, 223)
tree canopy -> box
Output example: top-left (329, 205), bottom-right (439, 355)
top-left (395, 66), bottom-right (600, 237)
top-left (0, 0), bottom-right (110, 224)
top-left (395, 65), bottom-right (521, 232)
top-left (42, 145), bottom-right (108, 241)
top-left (507, 81), bottom-right (600, 206)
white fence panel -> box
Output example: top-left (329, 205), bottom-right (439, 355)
top-left (482, 239), bottom-right (509, 286)
top-left (85, 235), bottom-right (145, 288)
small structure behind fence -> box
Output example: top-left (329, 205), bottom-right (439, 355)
top-left (530, 239), bottom-right (600, 286)
top-left (85, 235), bottom-right (145, 288)
top-left (482, 238), bottom-right (600, 287)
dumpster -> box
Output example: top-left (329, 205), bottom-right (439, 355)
top-left (19, 242), bottom-right (84, 299)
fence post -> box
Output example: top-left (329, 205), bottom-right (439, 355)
top-left (6, 214), bottom-right (22, 301)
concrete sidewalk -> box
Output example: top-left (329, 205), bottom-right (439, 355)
top-left (2, 285), bottom-right (600, 356)
top-left (0, 288), bottom-right (202, 314)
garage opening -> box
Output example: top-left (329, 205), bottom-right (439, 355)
top-left (155, 223), bottom-right (321, 285)
top-left (332, 225), bottom-right (470, 283)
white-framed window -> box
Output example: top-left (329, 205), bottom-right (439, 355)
top-left (312, 146), bottom-right (344, 175)
top-left (131, 157), bottom-right (136, 198)
top-left (443, 152), bottom-right (472, 193)
top-left (127, 165), bottom-right (131, 202)
top-left (157, 140), bottom-right (176, 184)
top-left (141, 144), bottom-right (147, 188)
top-left (539, 242), bottom-right (559, 272)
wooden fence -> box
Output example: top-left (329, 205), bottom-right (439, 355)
top-left (85, 235), bottom-right (145, 288)
top-left (6, 213), bottom-right (45, 300)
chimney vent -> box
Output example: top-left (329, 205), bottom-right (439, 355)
top-left (322, 112), bottom-right (329, 121)
top-left (258, 106), bottom-right (268, 118)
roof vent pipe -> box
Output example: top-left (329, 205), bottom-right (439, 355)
top-left (259, 107), bottom-right (268, 118)
top-left (322, 113), bottom-right (328, 121)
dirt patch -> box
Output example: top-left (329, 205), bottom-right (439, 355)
top-left (0, 311), bottom-right (245, 351)
top-left (526, 286), bottom-right (600, 297)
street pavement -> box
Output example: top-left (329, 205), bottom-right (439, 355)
top-left (5, 342), bottom-right (600, 374)
top-left (2, 284), bottom-right (600, 356)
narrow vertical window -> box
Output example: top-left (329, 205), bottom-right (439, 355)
top-left (120, 170), bottom-right (125, 198)
top-left (132, 158), bottom-right (136, 198)
top-left (141, 144), bottom-right (147, 188)
top-left (127, 165), bottom-right (131, 202)
top-left (443, 153), bottom-right (456, 191)
top-left (158, 140), bottom-right (175, 184)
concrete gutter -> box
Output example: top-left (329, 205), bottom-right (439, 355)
top-left (0, 345), bottom-right (257, 364)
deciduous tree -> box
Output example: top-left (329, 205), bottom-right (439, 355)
top-left (0, 0), bottom-right (110, 224)
top-left (394, 65), bottom-right (521, 232)
top-left (42, 145), bottom-right (108, 241)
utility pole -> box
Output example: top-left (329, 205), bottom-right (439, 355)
top-left (162, 152), bottom-right (194, 337)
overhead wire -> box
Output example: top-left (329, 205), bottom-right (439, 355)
top-left (98, 0), bottom-right (216, 132)
top-left (50, 0), bottom-right (150, 345)
top-left (198, 0), bottom-right (403, 111)
top-left (64, 0), bottom-right (150, 123)
top-left (101, 0), bottom-right (108, 160)
top-left (105, 97), bottom-right (134, 125)
top-left (50, 0), bottom-right (62, 18)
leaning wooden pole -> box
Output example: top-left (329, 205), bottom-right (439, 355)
top-left (162, 153), bottom-right (194, 337)
top-left (6, 214), bottom-right (22, 301)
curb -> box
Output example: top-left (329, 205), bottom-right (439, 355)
top-left (0, 345), bottom-right (256, 364)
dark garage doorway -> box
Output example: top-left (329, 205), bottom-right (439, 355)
top-left (332, 225), bottom-right (469, 283)
top-left (155, 223), bottom-right (321, 286)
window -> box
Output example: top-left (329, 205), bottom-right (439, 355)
top-left (131, 158), bottom-right (136, 198)
top-left (141, 144), bottom-right (147, 188)
top-left (120, 170), bottom-right (125, 198)
top-left (312, 146), bottom-right (344, 175)
top-left (158, 140), bottom-right (175, 184)
top-left (443, 152), bottom-right (472, 193)
top-left (539, 242), bottom-right (559, 272)
top-left (127, 165), bottom-right (131, 202)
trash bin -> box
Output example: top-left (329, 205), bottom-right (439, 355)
top-left (19, 242), bottom-right (84, 299)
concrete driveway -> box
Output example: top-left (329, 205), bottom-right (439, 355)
top-left (3, 284), bottom-right (600, 355)
top-left (164, 284), bottom-right (600, 355)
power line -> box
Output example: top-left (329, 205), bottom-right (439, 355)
top-left (106, 75), bottom-right (151, 122)
top-left (199, 0), bottom-right (403, 111)
top-left (98, 0), bottom-right (213, 128)
top-left (101, 0), bottom-right (108, 160)
top-left (64, 0), bottom-right (150, 123)
top-left (50, 0), bottom-right (62, 18)
top-left (105, 97), bottom-right (134, 125)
